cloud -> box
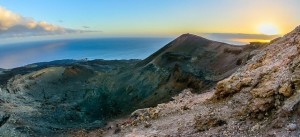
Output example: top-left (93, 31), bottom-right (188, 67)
top-left (200, 33), bottom-right (281, 45)
top-left (0, 6), bottom-right (87, 38)
top-left (0, 7), bottom-right (20, 30)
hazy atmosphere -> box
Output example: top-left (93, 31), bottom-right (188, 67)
top-left (0, 0), bottom-right (299, 43)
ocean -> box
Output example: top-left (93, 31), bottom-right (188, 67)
top-left (0, 37), bottom-right (172, 69)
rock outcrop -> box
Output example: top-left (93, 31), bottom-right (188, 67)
top-left (213, 26), bottom-right (300, 117)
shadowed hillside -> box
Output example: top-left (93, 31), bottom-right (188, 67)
top-left (0, 34), bottom-right (263, 136)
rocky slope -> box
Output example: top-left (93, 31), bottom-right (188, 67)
top-left (85, 26), bottom-right (300, 137)
top-left (0, 34), bottom-right (262, 136)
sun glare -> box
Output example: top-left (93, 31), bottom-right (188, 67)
top-left (258, 23), bottom-right (279, 35)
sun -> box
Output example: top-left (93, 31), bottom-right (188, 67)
top-left (258, 23), bottom-right (279, 35)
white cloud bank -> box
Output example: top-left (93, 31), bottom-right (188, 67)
top-left (0, 6), bottom-right (87, 38)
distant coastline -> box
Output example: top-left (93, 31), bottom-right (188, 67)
top-left (0, 37), bottom-right (172, 69)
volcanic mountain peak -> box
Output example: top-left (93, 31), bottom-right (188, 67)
top-left (99, 26), bottom-right (300, 136)
top-left (138, 32), bottom-right (256, 74)
top-left (176, 33), bottom-right (210, 41)
top-left (136, 33), bottom-right (211, 67)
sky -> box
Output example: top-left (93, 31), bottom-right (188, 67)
top-left (0, 0), bottom-right (300, 44)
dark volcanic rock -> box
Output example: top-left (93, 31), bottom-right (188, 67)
top-left (0, 112), bottom-right (10, 127)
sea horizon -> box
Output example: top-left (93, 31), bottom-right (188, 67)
top-left (0, 37), bottom-right (173, 69)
